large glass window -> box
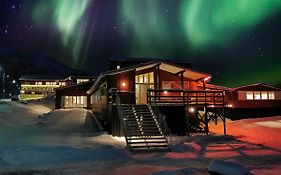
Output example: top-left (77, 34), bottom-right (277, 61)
top-left (254, 92), bottom-right (261, 100)
top-left (135, 72), bottom-right (154, 104)
top-left (135, 72), bottom-right (154, 84)
top-left (244, 91), bottom-right (276, 100)
top-left (261, 92), bottom-right (268, 99)
top-left (268, 92), bottom-right (275, 99)
top-left (63, 96), bottom-right (87, 108)
top-left (246, 92), bottom-right (253, 100)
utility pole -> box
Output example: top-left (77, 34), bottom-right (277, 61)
top-left (0, 66), bottom-right (5, 99)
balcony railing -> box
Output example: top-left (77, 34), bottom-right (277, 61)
top-left (147, 89), bottom-right (225, 107)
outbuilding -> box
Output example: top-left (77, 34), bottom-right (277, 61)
top-left (55, 81), bottom-right (94, 109)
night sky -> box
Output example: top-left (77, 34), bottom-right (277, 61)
top-left (0, 0), bottom-right (281, 87)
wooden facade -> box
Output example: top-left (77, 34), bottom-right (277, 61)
top-left (87, 61), bottom-right (213, 135)
top-left (224, 83), bottom-right (281, 119)
top-left (55, 81), bottom-right (94, 109)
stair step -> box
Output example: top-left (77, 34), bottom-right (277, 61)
top-left (129, 134), bottom-right (164, 137)
top-left (121, 104), bottom-right (169, 152)
top-left (128, 140), bottom-right (167, 144)
top-left (130, 145), bottom-right (169, 149)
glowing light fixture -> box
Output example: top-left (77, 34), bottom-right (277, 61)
top-left (164, 90), bottom-right (168, 94)
top-left (121, 82), bottom-right (126, 87)
top-left (188, 107), bottom-right (195, 113)
top-left (226, 104), bottom-right (233, 108)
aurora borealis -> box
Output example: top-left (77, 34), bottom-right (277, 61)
top-left (1, 0), bottom-right (281, 87)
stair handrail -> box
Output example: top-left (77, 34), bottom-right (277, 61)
top-left (108, 88), bottom-right (131, 146)
top-left (151, 105), bottom-right (171, 136)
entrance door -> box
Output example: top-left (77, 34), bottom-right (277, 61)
top-left (136, 84), bottom-right (150, 104)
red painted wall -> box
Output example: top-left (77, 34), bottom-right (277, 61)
top-left (226, 84), bottom-right (281, 109)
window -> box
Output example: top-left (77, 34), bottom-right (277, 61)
top-left (254, 92), bottom-right (261, 100)
top-left (46, 82), bottom-right (57, 85)
top-left (244, 91), bottom-right (276, 100)
top-left (59, 82), bottom-right (66, 86)
top-left (135, 72), bottom-right (154, 84)
top-left (35, 82), bottom-right (42, 85)
top-left (77, 79), bottom-right (89, 83)
top-left (268, 92), bottom-right (275, 99)
top-left (63, 96), bottom-right (87, 108)
top-left (149, 72), bottom-right (154, 83)
top-left (261, 92), bottom-right (268, 100)
top-left (246, 92), bottom-right (253, 100)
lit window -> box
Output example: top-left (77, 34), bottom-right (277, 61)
top-left (268, 92), bottom-right (275, 99)
top-left (261, 92), bottom-right (268, 100)
top-left (144, 74), bottom-right (149, 83)
top-left (149, 72), bottom-right (154, 83)
top-left (77, 79), bottom-right (89, 83)
top-left (246, 92), bottom-right (253, 100)
top-left (254, 92), bottom-right (261, 100)
top-left (36, 82), bottom-right (42, 85)
top-left (139, 75), bottom-right (143, 83)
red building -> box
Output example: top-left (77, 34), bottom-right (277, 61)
top-left (86, 61), bottom-right (224, 137)
top-left (224, 83), bottom-right (281, 119)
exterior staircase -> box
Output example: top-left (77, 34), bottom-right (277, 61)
top-left (120, 104), bottom-right (169, 151)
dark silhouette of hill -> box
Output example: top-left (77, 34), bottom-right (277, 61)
top-left (0, 47), bottom-right (88, 78)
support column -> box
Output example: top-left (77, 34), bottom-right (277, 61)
top-left (222, 91), bottom-right (226, 135)
top-left (180, 72), bottom-right (184, 89)
top-left (204, 106), bottom-right (209, 135)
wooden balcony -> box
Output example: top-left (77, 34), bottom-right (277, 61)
top-left (147, 89), bottom-right (225, 107)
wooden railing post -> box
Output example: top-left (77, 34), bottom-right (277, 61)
top-left (222, 91), bottom-right (226, 135)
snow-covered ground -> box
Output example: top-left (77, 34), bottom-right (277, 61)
top-left (0, 99), bottom-right (280, 174)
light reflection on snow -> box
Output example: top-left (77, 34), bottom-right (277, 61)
top-left (255, 121), bottom-right (281, 128)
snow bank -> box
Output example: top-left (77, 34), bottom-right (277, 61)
top-left (208, 159), bottom-right (250, 175)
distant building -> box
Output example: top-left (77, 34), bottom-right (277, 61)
top-left (19, 75), bottom-right (67, 98)
top-left (19, 74), bottom-right (96, 99)
top-left (55, 81), bottom-right (94, 109)
top-left (224, 83), bottom-right (281, 119)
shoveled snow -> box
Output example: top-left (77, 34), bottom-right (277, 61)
top-left (0, 99), bottom-right (280, 174)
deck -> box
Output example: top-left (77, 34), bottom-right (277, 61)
top-left (147, 89), bottom-right (225, 107)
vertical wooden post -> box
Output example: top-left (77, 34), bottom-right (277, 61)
top-left (157, 66), bottom-right (160, 101)
top-left (205, 106), bottom-right (209, 135)
top-left (222, 91), bottom-right (226, 135)
top-left (180, 72), bottom-right (184, 89)
top-left (157, 65), bottom-right (160, 89)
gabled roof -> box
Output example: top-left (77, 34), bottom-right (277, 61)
top-left (201, 83), bottom-right (231, 91)
top-left (55, 80), bottom-right (94, 91)
top-left (231, 83), bottom-right (281, 91)
top-left (65, 75), bottom-right (97, 80)
top-left (19, 74), bottom-right (67, 81)
top-left (87, 61), bottom-right (210, 94)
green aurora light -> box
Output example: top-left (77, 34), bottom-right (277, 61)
top-left (29, 0), bottom-right (281, 87)
top-left (32, 0), bottom-right (90, 68)
top-left (181, 0), bottom-right (281, 50)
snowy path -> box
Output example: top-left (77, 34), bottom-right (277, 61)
top-left (0, 100), bottom-right (128, 174)
top-left (0, 99), bottom-right (280, 174)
